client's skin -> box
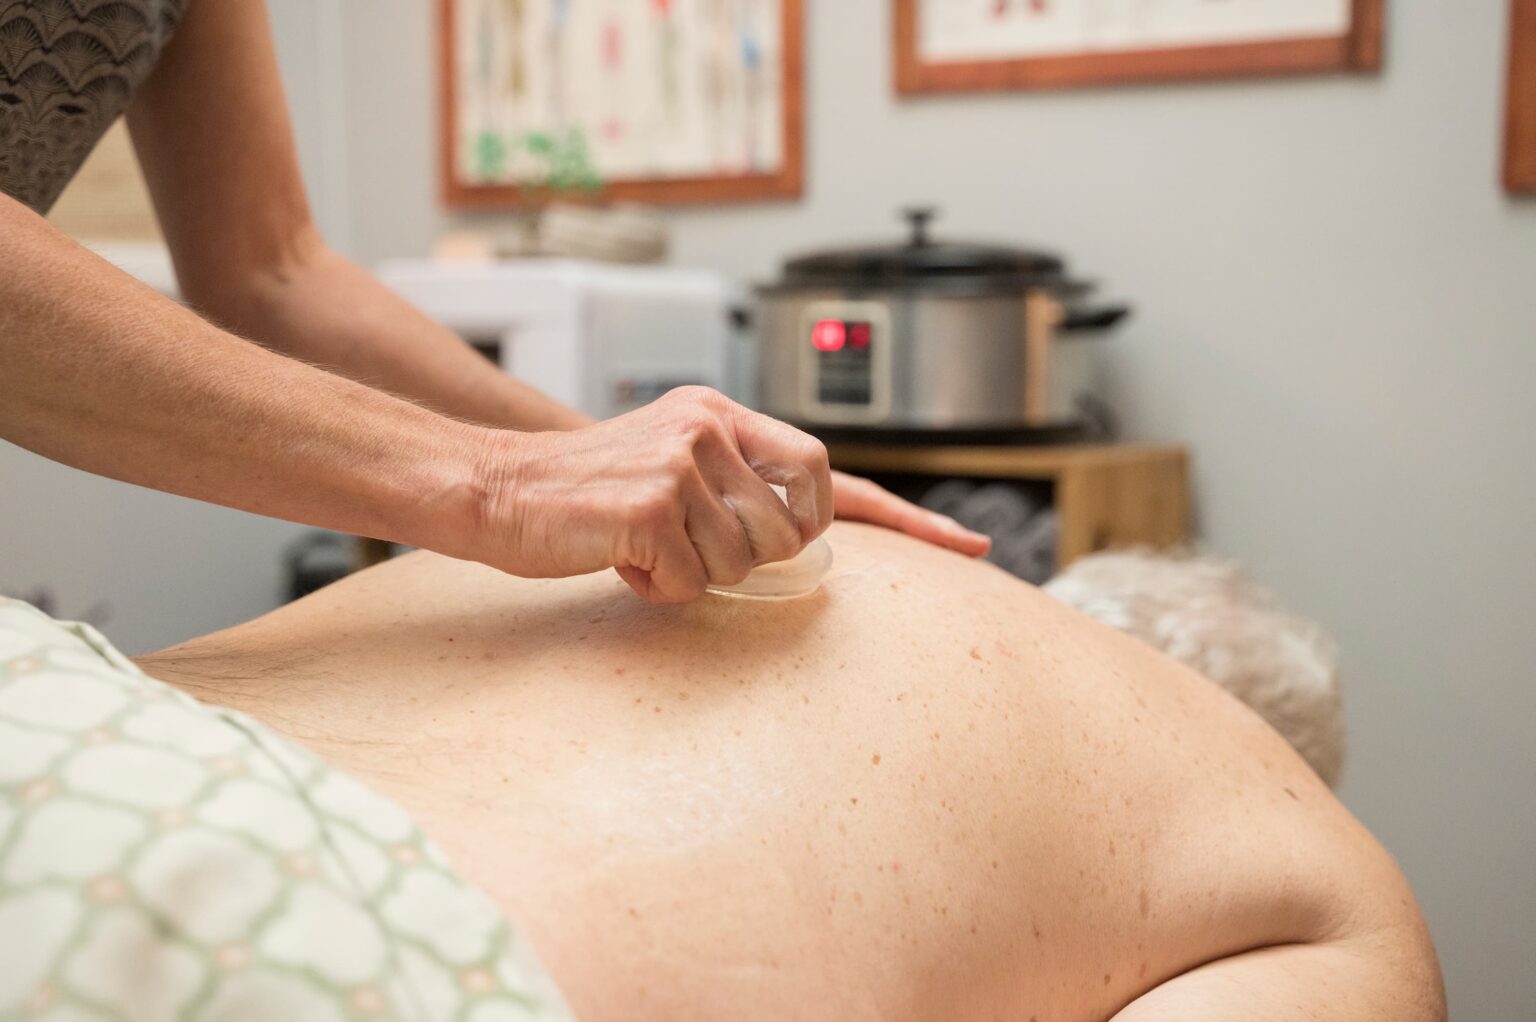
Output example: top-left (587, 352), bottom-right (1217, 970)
top-left (137, 524), bottom-right (1444, 1022)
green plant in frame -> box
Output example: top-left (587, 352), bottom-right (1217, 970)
top-left (472, 130), bottom-right (508, 181)
top-left (467, 125), bottom-right (602, 194)
top-left (520, 128), bottom-right (603, 192)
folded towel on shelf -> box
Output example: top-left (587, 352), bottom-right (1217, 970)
top-left (919, 479), bottom-right (1057, 584)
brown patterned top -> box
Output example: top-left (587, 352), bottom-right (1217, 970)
top-left (0, 0), bottom-right (188, 214)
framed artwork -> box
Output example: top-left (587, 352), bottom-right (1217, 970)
top-left (1508, 0), bottom-right (1536, 194)
top-left (439, 0), bottom-right (803, 208)
top-left (894, 0), bottom-right (1384, 94)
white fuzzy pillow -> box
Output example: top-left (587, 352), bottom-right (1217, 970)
top-left (1044, 552), bottom-right (1345, 788)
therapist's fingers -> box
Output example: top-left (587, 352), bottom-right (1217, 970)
top-left (681, 475), bottom-right (756, 586)
top-left (616, 499), bottom-right (710, 604)
top-left (618, 539), bottom-right (708, 603)
top-left (614, 565), bottom-right (655, 600)
top-left (731, 408), bottom-right (835, 543)
top-left (647, 525), bottom-right (710, 603)
top-left (831, 471), bottom-right (992, 557)
top-left (716, 461), bottom-right (804, 567)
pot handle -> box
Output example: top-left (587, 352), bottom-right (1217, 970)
top-left (1059, 303), bottom-right (1131, 335)
top-left (902, 206), bottom-right (938, 247)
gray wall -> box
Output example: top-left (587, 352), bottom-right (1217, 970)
top-left (323, 1), bottom-right (1536, 1015)
top-left (2, 0), bottom-right (1531, 1015)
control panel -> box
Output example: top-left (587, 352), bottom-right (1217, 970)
top-left (798, 302), bottom-right (892, 423)
top-left (810, 317), bottom-right (876, 405)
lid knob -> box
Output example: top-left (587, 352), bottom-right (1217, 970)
top-left (902, 206), bottom-right (938, 247)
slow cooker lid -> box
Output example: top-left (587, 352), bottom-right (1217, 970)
top-left (779, 207), bottom-right (1068, 287)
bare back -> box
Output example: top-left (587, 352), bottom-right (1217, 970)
top-left (138, 524), bottom-right (1435, 1021)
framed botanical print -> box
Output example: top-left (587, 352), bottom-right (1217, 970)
top-left (895, 0), bottom-right (1384, 94)
top-left (440, 0), bottom-right (803, 208)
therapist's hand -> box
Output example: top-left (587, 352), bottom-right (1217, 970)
top-left (831, 471), bottom-right (992, 558)
top-left (471, 387), bottom-right (834, 603)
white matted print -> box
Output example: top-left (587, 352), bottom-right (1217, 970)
top-left (920, 0), bottom-right (1352, 63)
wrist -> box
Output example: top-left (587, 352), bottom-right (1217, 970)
top-left (385, 421), bottom-right (504, 559)
top-left (425, 423), bottom-right (542, 569)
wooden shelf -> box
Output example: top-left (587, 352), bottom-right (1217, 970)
top-left (828, 442), bottom-right (1191, 569)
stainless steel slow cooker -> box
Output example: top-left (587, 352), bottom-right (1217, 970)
top-left (755, 209), bottom-right (1128, 442)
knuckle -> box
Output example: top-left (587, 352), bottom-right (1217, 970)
top-left (759, 515), bottom-right (802, 562)
top-left (685, 422), bottom-right (730, 459)
top-left (664, 447), bottom-right (699, 482)
top-left (670, 384), bottom-right (726, 410)
top-left (660, 474), bottom-right (689, 505)
top-left (631, 486), bottom-right (679, 529)
top-left (796, 435), bottom-right (830, 469)
top-left (669, 409), bottom-right (722, 449)
top-left (694, 413), bottom-right (731, 449)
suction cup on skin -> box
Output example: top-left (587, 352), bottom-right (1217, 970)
top-left (706, 483), bottom-right (834, 601)
top-left (707, 534), bottom-right (834, 601)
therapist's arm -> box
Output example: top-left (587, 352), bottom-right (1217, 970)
top-left (0, 192), bottom-right (831, 602)
top-left (126, 0), bottom-right (590, 434)
top-left (0, 192), bottom-right (489, 551)
top-left (126, 0), bottom-right (985, 558)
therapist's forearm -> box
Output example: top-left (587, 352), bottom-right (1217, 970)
top-left (183, 228), bottom-right (594, 433)
top-left (0, 197), bottom-right (490, 551)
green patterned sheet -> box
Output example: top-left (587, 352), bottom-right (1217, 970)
top-left (0, 598), bottom-right (573, 1022)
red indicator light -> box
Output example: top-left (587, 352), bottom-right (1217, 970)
top-left (848, 322), bottom-right (872, 349)
top-left (812, 319), bottom-right (846, 352)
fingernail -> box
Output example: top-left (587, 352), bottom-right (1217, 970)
top-left (929, 511), bottom-right (958, 528)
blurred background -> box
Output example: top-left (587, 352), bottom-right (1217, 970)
top-left (4, 1), bottom-right (1533, 1016)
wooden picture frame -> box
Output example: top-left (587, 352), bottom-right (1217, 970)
top-left (894, 0), bottom-right (1384, 95)
top-left (1507, 0), bottom-right (1536, 194)
top-left (439, 0), bottom-right (803, 209)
